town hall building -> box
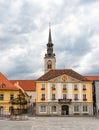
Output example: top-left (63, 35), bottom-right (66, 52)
top-left (36, 25), bottom-right (93, 116)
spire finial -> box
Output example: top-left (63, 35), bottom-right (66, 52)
top-left (48, 23), bottom-right (52, 43)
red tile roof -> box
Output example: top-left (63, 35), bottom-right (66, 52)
top-left (10, 80), bottom-right (36, 91)
top-left (37, 69), bottom-right (88, 81)
top-left (0, 72), bottom-right (18, 90)
top-left (85, 76), bottom-right (99, 81)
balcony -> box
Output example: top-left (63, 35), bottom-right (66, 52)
top-left (83, 98), bottom-right (87, 101)
top-left (83, 88), bottom-right (86, 90)
top-left (74, 98), bottom-right (79, 101)
top-left (41, 88), bottom-right (45, 90)
top-left (52, 87), bottom-right (56, 90)
top-left (52, 98), bottom-right (56, 100)
top-left (58, 98), bottom-right (72, 103)
top-left (41, 98), bottom-right (45, 100)
top-left (63, 88), bottom-right (67, 90)
top-left (74, 88), bottom-right (78, 90)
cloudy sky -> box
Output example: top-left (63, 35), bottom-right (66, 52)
top-left (0, 0), bottom-right (99, 79)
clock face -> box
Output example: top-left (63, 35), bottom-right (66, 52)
top-left (62, 75), bottom-right (67, 82)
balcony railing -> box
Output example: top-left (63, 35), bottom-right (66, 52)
top-left (83, 98), bottom-right (87, 101)
top-left (83, 88), bottom-right (86, 90)
top-left (41, 98), bottom-right (45, 100)
top-left (52, 98), bottom-right (56, 100)
top-left (74, 88), bottom-right (78, 90)
top-left (41, 88), bottom-right (45, 90)
top-left (58, 98), bottom-right (72, 103)
top-left (74, 98), bottom-right (78, 101)
top-left (52, 87), bottom-right (56, 90)
top-left (63, 88), bottom-right (67, 90)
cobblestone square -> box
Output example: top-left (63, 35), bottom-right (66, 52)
top-left (0, 117), bottom-right (99, 130)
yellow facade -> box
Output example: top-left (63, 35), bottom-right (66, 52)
top-left (0, 89), bottom-right (28, 115)
top-left (0, 90), bottom-right (19, 115)
top-left (36, 74), bottom-right (93, 116)
top-left (36, 75), bottom-right (93, 103)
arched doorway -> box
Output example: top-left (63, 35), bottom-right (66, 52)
top-left (61, 105), bottom-right (69, 115)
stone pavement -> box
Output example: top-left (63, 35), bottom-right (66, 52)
top-left (0, 117), bottom-right (99, 130)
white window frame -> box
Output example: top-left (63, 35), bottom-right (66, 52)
top-left (82, 84), bottom-right (86, 90)
top-left (63, 84), bottom-right (66, 90)
top-left (39, 106), bottom-right (47, 113)
top-left (74, 84), bottom-right (78, 90)
top-left (52, 94), bottom-right (56, 100)
top-left (74, 94), bottom-right (78, 100)
top-left (52, 84), bottom-right (55, 90)
top-left (50, 106), bottom-right (57, 113)
top-left (83, 94), bottom-right (87, 99)
top-left (0, 94), bottom-right (4, 100)
top-left (10, 94), bottom-right (14, 100)
top-left (82, 105), bottom-right (88, 113)
top-left (41, 84), bottom-right (45, 90)
top-left (0, 107), bottom-right (3, 114)
top-left (41, 94), bottom-right (45, 100)
top-left (63, 94), bottom-right (67, 99)
top-left (74, 106), bottom-right (79, 113)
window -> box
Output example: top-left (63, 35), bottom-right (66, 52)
top-left (63, 94), bottom-right (67, 99)
top-left (10, 94), bottom-right (14, 100)
top-left (41, 84), bottom-right (45, 90)
top-left (74, 106), bottom-right (79, 112)
top-left (40, 106), bottom-right (46, 112)
top-left (74, 94), bottom-right (78, 100)
top-left (48, 64), bottom-right (52, 69)
top-left (83, 85), bottom-right (86, 90)
top-left (0, 94), bottom-right (4, 100)
top-left (74, 84), bottom-right (78, 90)
top-left (47, 60), bottom-right (52, 69)
top-left (63, 84), bottom-right (66, 90)
top-left (51, 106), bottom-right (56, 112)
top-left (41, 94), bottom-right (45, 100)
top-left (30, 95), bottom-right (32, 99)
top-left (52, 84), bottom-right (55, 90)
top-left (0, 83), bottom-right (6, 88)
top-left (0, 107), bottom-right (3, 114)
top-left (83, 94), bottom-right (87, 100)
top-left (83, 105), bottom-right (88, 112)
top-left (52, 94), bottom-right (56, 100)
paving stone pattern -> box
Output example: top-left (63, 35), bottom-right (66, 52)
top-left (0, 117), bottom-right (99, 130)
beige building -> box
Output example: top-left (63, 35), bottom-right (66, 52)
top-left (10, 80), bottom-right (36, 116)
top-left (10, 80), bottom-right (36, 103)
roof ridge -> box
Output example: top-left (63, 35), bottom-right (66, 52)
top-left (37, 69), bottom-right (88, 81)
top-left (9, 79), bottom-right (36, 81)
top-left (0, 73), bottom-right (18, 90)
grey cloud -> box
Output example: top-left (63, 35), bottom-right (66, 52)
top-left (15, 1), bottom-right (42, 32)
top-left (0, 0), bottom-right (99, 79)
top-left (55, 35), bottom-right (91, 56)
top-left (84, 65), bottom-right (99, 76)
top-left (80, 0), bottom-right (99, 4)
top-left (55, 34), bottom-right (92, 71)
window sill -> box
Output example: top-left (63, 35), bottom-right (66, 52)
top-left (82, 111), bottom-right (89, 113)
top-left (50, 112), bottom-right (57, 113)
top-left (73, 112), bottom-right (80, 113)
top-left (40, 111), bottom-right (47, 113)
top-left (41, 88), bottom-right (45, 90)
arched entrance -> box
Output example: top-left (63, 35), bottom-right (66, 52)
top-left (61, 105), bottom-right (69, 115)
